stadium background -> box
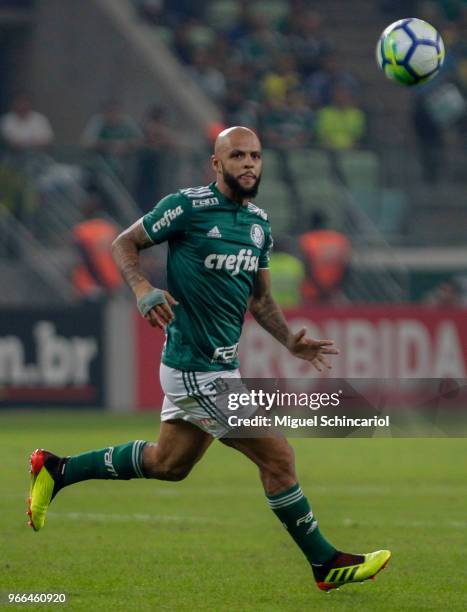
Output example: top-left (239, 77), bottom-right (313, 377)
top-left (1, 0), bottom-right (467, 408)
top-left (1, 1), bottom-right (466, 610)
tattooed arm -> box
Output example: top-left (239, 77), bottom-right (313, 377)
top-left (112, 219), bottom-right (177, 329)
top-left (248, 269), bottom-right (339, 372)
top-left (112, 219), bottom-right (153, 295)
top-left (248, 268), bottom-right (292, 347)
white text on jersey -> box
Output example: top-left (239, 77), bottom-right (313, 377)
top-left (204, 249), bottom-right (258, 276)
top-left (152, 205), bottom-right (183, 233)
top-left (193, 197), bottom-right (219, 207)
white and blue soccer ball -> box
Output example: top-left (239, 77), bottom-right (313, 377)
top-left (376, 18), bottom-right (445, 86)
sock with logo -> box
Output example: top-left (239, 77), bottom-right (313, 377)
top-left (266, 483), bottom-right (337, 566)
top-left (61, 441), bottom-right (147, 487)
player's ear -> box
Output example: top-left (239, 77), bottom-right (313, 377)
top-left (211, 154), bottom-right (221, 176)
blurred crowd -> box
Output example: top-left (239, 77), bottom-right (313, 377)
top-left (2, 0), bottom-right (467, 306)
top-left (133, 0), bottom-right (467, 184)
top-left (134, 0), bottom-right (366, 151)
top-left (0, 92), bottom-right (182, 215)
top-left (409, 1), bottom-right (467, 182)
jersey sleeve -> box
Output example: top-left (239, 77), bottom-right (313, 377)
top-left (142, 193), bottom-right (190, 244)
top-left (258, 225), bottom-right (273, 269)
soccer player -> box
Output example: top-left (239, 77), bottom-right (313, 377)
top-left (28, 127), bottom-right (390, 591)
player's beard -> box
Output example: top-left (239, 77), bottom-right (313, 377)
top-left (221, 163), bottom-right (262, 199)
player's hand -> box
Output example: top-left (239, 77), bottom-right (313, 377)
top-left (135, 285), bottom-right (179, 329)
top-left (144, 290), bottom-right (178, 329)
top-left (287, 328), bottom-right (339, 372)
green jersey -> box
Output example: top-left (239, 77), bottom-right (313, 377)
top-left (142, 182), bottom-right (273, 372)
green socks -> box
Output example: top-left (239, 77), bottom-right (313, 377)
top-left (267, 483), bottom-right (337, 565)
top-left (62, 440), bottom-right (147, 486)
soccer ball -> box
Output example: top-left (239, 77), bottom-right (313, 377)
top-left (376, 18), bottom-right (445, 86)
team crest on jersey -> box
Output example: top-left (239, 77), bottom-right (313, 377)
top-left (250, 224), bottom-right (265, 249)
